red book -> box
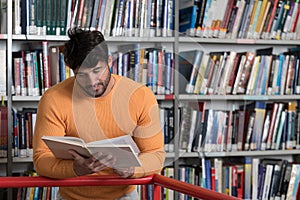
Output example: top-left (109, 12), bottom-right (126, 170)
top-left (265, 0), bottom-right (279, 34)
top-left (77, 0), bottom-right (85, 27)
top-left (237, 165), bottom-right (245, 199)
top-left (0, 101), bottom-right (8, 158)
top-left (157, 49), bottom-right (164, 95)
top-left (211, 167), bottom-right (216, 191)
top-left (266, 102), bottom-right (279, 149)
top-left (231, 165), bottom-right (238, 197)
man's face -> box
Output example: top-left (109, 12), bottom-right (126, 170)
top-left (75, 61), bottom-right (111, 97)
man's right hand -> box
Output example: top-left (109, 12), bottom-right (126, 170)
top-left (68, 150), bottom-right (116, 176)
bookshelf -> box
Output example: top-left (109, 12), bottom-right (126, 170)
top-left (1, 0), bottom-right (300, 199)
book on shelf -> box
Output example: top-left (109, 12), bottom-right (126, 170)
top-left (42, 134), bottom-right (141, 167)
top-left (0, 50), bottom-right (6, 96)
top-left (179, 106), bottom-right (193, 152)
top-left (230, 0), bottom-right (246, 39)
top-left (179, 3), bottom-right (198, 36)
top-left (250, 101), bottom-right (266, 150)
top-left (285, 163), bottom-right (300, 200)
top-left (192, 102), bottom-right (206, 152)
top-left (244, 157), bottom-right (252, 199)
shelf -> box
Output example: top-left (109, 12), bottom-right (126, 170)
top-left (179, 150), bottom-right (300, 158)
top-left (179, 37), bottom-right (300, 45)
top-left (106, 36), bottom-right (175, 43)
top-left (12, 34), bottom-right (69, 41)
top-left (12, 157), bottom-right (33, 163)
top-left (179, 94), bottom-right (300, 101)
top-left (12, 96), bottom-right (41, 101)
top-left (155, 94), bottom-right (174, 100)
top-left (0, 34), bottom-right (7, 39)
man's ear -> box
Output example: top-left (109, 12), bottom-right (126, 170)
top-left (108, 55), bottom-right (113, 68)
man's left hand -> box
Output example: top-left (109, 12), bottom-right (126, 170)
top-left (113, 167), bottom-right (134, 178)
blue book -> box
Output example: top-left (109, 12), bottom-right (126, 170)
top-left (275, 54), bottom-right (285, 95)
top-left (205, 159), bottom-right (212, 190)
top-left (164, 52), bottom-right (173, 94)
top-left (179, 5), bottom-right (198, 34)
top-left (147, 50), bottom-right (154, 91)
top-left (59, 52), bottom-right (66, 82)
top-left (152, 49), bottom-right (158, 94)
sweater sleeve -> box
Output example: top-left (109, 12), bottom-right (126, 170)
top-left (129, 86), bottom-right (166, 178)
top-left (33, 92), bottom-right (78, 179)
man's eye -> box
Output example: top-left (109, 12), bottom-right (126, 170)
top-left (93, 68), bottom-right (104, 73)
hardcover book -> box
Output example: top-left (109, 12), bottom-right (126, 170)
top-left (42, 134), bottom-right (141, 167)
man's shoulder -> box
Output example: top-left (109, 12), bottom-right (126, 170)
top-left (42, 77), bottom-right (75, 98)
top-left (113, 74), bottom-right (151, 93)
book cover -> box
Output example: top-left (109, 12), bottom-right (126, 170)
top-left (286, 102), bottom-right (297, 150)
top-left (265, 0), bottom-right (279, 37)
top-left (179, 5), bottom-right (198, 35)
top-left (286, 163), bottom-right (300, 199)
top-left (42, 135), bottom-right (141, 167)
top-left (251, 101), bottom-right (266, 150)
top-left (0, 50), bottom-right (5, 96)
top-left (244, 157), bottom-right (252, 199)
top-left (279, 163), bottom-right (293, 199)
top-left (49, 46), bottom-right (60, 86)
top-left (179, 106), bottom-right (192, 152)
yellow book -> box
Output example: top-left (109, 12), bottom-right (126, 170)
top-left (193, 54), bottom-right (209, 94)
top-left (255, 0), bottom-right (268, 33)
top-left (65, 65), bottom-right (70, 79)
top-left (246, 55), bottom-right (261, 95)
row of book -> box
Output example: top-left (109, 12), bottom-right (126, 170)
top-left (9, 105), bottom-right (177, 160)
top-left (12, 42), bottom-right (175, 97)
top-left (179, 101), bottom-right (300, 153)
top-left (180, 0), bottom-right (300, 40)
top-left (13, 170), bottom-right (154, 200)
top-left (13, 171), bottom-right (59, 200)
top-left (201, 157), bottom-right (300, 200)
top-left (180, 47), bottom-right (300, 95)
top-left (10, 107), bottom-right (37, 159)
top-left (12, 43), bottom-right (73, 97)
top-left (13, 0), bottom-right (174, 37)
top-left (111, 46), bottom-right (174, 95)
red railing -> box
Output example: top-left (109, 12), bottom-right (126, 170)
top-left (0, 174), bottom-right (241, 200)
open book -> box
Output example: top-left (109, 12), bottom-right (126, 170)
top-left (42, 135), bottom-right (141, 167)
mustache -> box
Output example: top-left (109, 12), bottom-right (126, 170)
top-left (87, 82), bottom-right (104, 89)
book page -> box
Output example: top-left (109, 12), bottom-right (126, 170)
top-left (42, 136), bottom-right (86, 146)
top-left (87, 145), bottom-right (142, 167)
top-left (42, 138), bottom-right (92, 159)
top-left (87, 135), bottom-right (140, 154)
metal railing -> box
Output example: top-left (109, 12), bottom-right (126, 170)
top-left (0, 174), bottom-right (241, 200)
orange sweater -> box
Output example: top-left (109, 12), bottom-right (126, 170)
top-left (33, 74), bottom-right (166, 200)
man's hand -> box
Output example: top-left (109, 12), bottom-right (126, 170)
top-left (68, 150), bottom-right (116, 176)
top-left (113, 167), bottom-right (134, 178)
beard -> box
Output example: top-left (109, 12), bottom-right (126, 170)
top-left (77, 73), bottom-right (111, 97)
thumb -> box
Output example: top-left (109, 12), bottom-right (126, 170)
top-left (68, 149), bottom-right (83, 160)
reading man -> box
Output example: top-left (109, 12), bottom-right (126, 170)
top-left (33, 28), bottom-right (166, 200)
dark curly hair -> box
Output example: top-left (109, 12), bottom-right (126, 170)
top-left (63, 27), bottom-right (109, 71)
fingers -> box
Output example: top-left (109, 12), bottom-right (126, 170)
top-left (114, 167), bottom-right (134, 178)
top-left (92, 155), bottom-right (116, 172)
top-left (69, 150), bottom-right (117, 176)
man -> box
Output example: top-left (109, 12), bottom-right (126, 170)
top-left (33, 27), bottom-right (166, 199)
